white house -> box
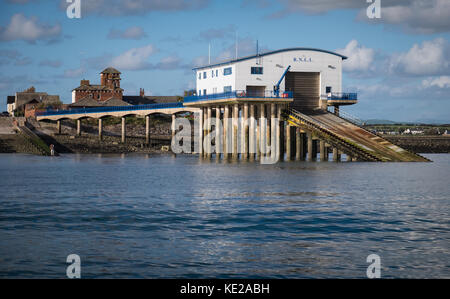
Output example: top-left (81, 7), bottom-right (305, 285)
top-left (193, 47), bottom-right (347, 110)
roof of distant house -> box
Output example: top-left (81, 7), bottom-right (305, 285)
top-left (101, 67), bottom-right (121, 74)
top-left (72, 84), bottom-right (123, 92)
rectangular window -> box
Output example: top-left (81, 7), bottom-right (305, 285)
top-left (198, 73), bottom-right (201, 80)
top-left (326, 86), bottom-right (332, 93)
top-left (223, 67), bottom-right (232, 76)
top-left (203, 89), bottom-right (207, 95)
top-left (203, 72), bottom-right (207, 79)
top-left (212, 70), bottom-right (214, 77)
top-left (216, 70), bottom-right (218, 77)
top-left (224, 86), bottom-right (232, 92)
top-left (251, 67), bottom-right (263, 75)
top-left (213, 87), bottom-right (217, 94)
top-left (198, 90), bottom-right (201, 96)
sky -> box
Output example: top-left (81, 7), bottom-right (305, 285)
top-left (0, 0), bottom-right (449, 123)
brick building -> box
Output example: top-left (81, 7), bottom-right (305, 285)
top-left (72, 67), bottom-right (124, 103)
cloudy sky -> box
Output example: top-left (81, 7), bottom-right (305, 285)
top-left (0, 0), bottom-right (449, 122)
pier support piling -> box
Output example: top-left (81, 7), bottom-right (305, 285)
top-left (56, 120), bottom-right (61, 135)
top-left (145, 115), bottom-right (150, 145)
top-left (98, 118), bottom-right (103, 141)
top-left (121, 116), bottom-right (126, 143)
top-left (76, 119), bottom-right (81, 136)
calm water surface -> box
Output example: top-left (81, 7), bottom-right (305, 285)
top-left (0, 153), bottom-right (448, 278)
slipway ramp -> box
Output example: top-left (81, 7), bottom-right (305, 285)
top-left (286, 108), bottom-right (430, 162)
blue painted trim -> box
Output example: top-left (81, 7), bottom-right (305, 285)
top-left (193, 47), bottom-right (347, 70)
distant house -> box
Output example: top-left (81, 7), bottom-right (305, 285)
top-left (68, 95), bottom-right (131, 108)
top-left (72, 67), bottom-right (124, 103)
top-left (6, 86), bottom-right (61, 116)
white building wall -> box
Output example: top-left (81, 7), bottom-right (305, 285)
top-left (195, 65), bottom-right (236, 95)
top-left (195, 49), bottom-right (343, 97)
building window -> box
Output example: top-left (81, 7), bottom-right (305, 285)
top-left (198, 90), bottom-right (201, 96)
top-left (251, 67), bottom-right (263, 75)
top-left (203, 89), bottom-right (207, 95)
top-left (224, 67), bottom-right (232, 76)
top-left (326, 86), bottom-right (332, 93)
top-left (213, 87), bottom-right (217, 94)
top-left (216, 70), bottom-right (218, 77)
top-left (198, 73), bottom-right (201, 80)
top-left (224, 86), bottom-right (232, 93)
top-left (203, 72), bottom-right (207, 79)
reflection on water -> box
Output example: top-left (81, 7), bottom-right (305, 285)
top-left (0, 153), bottom-right (449, 278)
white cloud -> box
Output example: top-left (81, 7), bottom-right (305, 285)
top-left (107, 26), bottom-right (147, 40)
top-left (336, 40), bottom-right (375, 73)
top-left (154, 55), bottom-right (182, 70)
top-left (275, 0), bottom-right (450, 34)
top-left (110, 44), bottom-right (157, 70)
top-left (422, 76), bottom-right (450, 88)
top-left (388, 38), bottom-right (449, 76)
top-left (63, 67), bottom-right (85, 78)
top-left (0, 13), bottom-right (61, 43)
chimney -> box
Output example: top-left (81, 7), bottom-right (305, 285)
top-left (140, 88), bottom-right (145, 97)
top-left (81, 79), bottom-right (90, 86)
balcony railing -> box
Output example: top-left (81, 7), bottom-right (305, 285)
top-left (184, 90), bottom-right (293, 103)
top-left (321, 92), bottom-right (358, 101)
top-left (36, 102), bottom-right (184, 116)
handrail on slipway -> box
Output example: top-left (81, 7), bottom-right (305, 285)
top-left (36, 102), bottom-right (184, 117)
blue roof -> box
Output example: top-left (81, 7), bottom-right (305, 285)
top-left (193, 47), bottom-right (347, 70)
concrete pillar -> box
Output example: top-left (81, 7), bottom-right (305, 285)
top-left (320, 140), bottom-right (327, 161)
top-left (295, 128), bottom-right (301, 161)
top-left (243, 103), bottom-right (248, 160)
top-left (121, 116), bottom-right (126, 143)
top-left (277, 105), bottom-right (283, 161)
top-left (203, 107), bottom-right (208, 158)
top-left (76, 119), bottom-right (81, 136)
top-left (198, 109), bottom-right (203, 155)
top-left (232, 104), bottom-right (238, 160)
top-left (270, 103), bottom-right (276, 160)
top-left (286, 124), bottom-right (291, 161)
top-left (98, 118), bottom-right (103, 141)
top-left (215, 106), bottom-right (221, 158)
top-left (259, 104), bottom-right (266, 159)
top-left (145, 115), bottom-right (150, 145)
top-left (249, 104), bottom-right (255, 161)
top-left (206, 107), bottom-right (212, 158)
top-left (56, 120), bottom-right (61, 134)
top-left (257, 104), bottom-right (261, 159)
top-left (307, 133), bottom-right (313, 161)
top-left (334, 106), bottom-right (340, 116)
top-left (333, 148), bottom-right (341, 162)
top-left (223, 105), bottom-right (229, 158)
top-left (171, 114), bottom-right (176, 139)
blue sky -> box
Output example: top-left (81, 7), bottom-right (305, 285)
top-left (1, 0), bottom-right (449, 122)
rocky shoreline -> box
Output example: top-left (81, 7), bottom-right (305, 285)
top-left (384, 136), bottom-right (450, 154)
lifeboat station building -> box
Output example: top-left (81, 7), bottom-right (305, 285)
top-left (189, 47), bottom-right (357, 111)
top-left (183, 47), bottom-right (358, 160)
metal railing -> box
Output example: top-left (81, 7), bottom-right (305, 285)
top-left (321, 92), bottom-right (358, 101)
top-left (36, 102), bottom-right (184, 116)
top-left (184, 90), bottom-right (293, 103)
top-left (328, 108), bottom-right (365, 127)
